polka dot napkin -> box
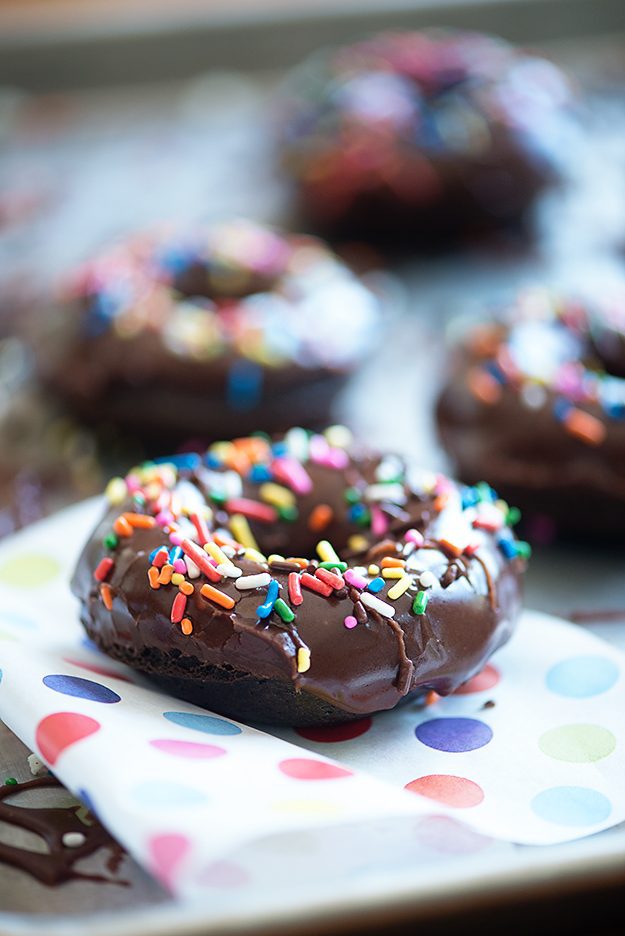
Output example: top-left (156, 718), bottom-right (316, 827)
top-left (0, 498), bottom-right (623, 900)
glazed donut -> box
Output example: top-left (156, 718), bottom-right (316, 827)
top-left (30, 220), bottom-right (381, 449)
top-left (71, 427), bottom-right (527, 726)
top-left (436, 288), bottom-right (625, 541)
top-left (276, 28), bottom-right (573, 246)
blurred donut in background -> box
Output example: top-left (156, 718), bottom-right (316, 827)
top-left (436, 286), bottom-right (625, 542)
top-left (276, 28), bottom-right (574, 248)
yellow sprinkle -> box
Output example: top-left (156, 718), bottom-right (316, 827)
top-left (243, 546), bottom-right (267, 564)
top-left (368, 564), bottom-right (380, 576)
top-left (388, 576), bottom-right (413, 600)
top-left (348, 534), bottom-right (369, 552)
top-left (105, 477), bottom-right (127, 505)
top-left (382, 567), bottom-right (405, 579)
top-left (230, 514), bottom-right (260, 552)
top-left (259, 482), bottom-right (295, 509)
top-left (171, 572), bottom-right (185, 586)
top-left (268, 554), bottom-right (285, 563)
top-left (204, 542), bottom-right (230, 567)
top-left (297, 648), bottom-right (311, 674)
top-left (324, 425), bottom-right (352, 449)
top-left (316, 540), bottom-right (340, 564)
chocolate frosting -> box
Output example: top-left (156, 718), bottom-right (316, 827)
top-left (72, 429), bottom-right (525, 725)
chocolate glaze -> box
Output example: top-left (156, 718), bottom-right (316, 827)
top-left (436, 290), bottom-right (625, 541)
top-left (0, 776), bottom-right (126, 887)
top-left (71, 431), bottom-right (525, 726)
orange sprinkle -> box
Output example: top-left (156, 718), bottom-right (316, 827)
top-left (564, 408), bottom-right (606, 446)
top-left (467, 367), bottom-right (502, 405)
top-left (439, 538), bottom-right (463, 558)
top-left (158, 563), bottom-right (174, 585)
top-left (148, 567), bottom-right (161, 590)
top-left (380, 557), bottom-right (406, 569)
top-left (122, 512), bottom-right (156, 529)
top-left (200, 583), bottom-right (235, 610)
top-left (180, 617), bottom-right (193, 636)
top-left (433, 493), bottom-right (450, 513)
top-left (308, 503), bottom-right (334, 532)
top-left (179, 580), bottom-right (194, 596)
top-left (425, 690), bottom-right (440, 707)
top-left (100, 584), bottom-right (114, 610)
top-left (224, 448), bottom-right (251, 476)
top-left (213, 531), bottom-right (243, 550)
top-left (286, 557), bottom-right (308, 569)
top-left (113, 515), bottom-right (133, 537)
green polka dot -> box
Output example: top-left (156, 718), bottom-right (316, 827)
top-left (0, 554), bottom-right (61, 588)
top-left (539, 724), bottom-right (616, 763)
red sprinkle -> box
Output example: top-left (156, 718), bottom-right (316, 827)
top-left (94, 557), bottom-right (114, 582)
top-left (190, 512), bottom-right (211, 546)
top-left (288, 572), bottom-right (303, 606)
top-left (152, 548), bottom-right (169, 569)
top-left (171, 592), bottom-right (187, 624)
top-left (181, 539), bottom-right (223, 583)
top-left (225, 498), bottom-right (278, 524)
top-left (315, 567), bottom-right (345, 591)
top-left (300, 573), bottom-right (333, 597)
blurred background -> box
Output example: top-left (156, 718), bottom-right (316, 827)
top-left (0, 0), bottom-right (625, 539)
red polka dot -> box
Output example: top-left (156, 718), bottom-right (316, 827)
top-left (405, 774), bottom-right (484, 808)
top-left (414, 815), bottom-right (492, 854)
top-left (35, 712), bottom-right (101, 766)
top-left (62, 657), bottom-right (133, 683)
top-left (199, 860), bottom-right (250, 889)
top-left (147, 833), bottom-right (191, 892)
top-left (296, 717), bottom-right (372, 743)
top-left (453, 664), bottom-right (500, 695)
top-left (278, 758), bottom-right (353, 780)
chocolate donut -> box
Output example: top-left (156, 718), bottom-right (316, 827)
top-left (30, 220), bottom-right (381, 450)
top-left (436, 287), bottom-right (625, 542)
top-left (276, 28), bottom-right (573, 247)
top-left (71, 427), bottom-right (527, 726)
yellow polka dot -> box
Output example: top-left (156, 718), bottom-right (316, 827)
top-left (271, 799), bottom-right (343, 816)
top-left (0, 554), bottom-right (61, 588)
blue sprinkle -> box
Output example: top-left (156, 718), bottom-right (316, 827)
top-left (249, 464), bottom-right (272, 484)
top-left (169, 546), bottom-right (183, 564)
top-left (153, 453), bottom-right (201, 471)
top-left (368, 577), bottom-right (385, 593)
top-left (271, 442), bottom-right (288, 458)
top-left (257, 579), bottom-right (279, 619)
top-left (227, 360), bottom-right (264, 411)
top-left (553, 398), bottom-right (573, 421)
top-left (349, 503), bottom-right (368, 522)
top-left (204, 453), bottom-right (223, 468)
top-left (149, 546), bottom-right (168, 563)
top-left (497, 537), bottom-right (517, 560)
top-left (484, 361), bottom-right (506, 384)
top-left (461, 486), bottom-right (480, 510)
top-left (605, 402), bottom-right (625, 420)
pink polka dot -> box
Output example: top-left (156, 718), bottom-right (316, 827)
top-left (149, 739), bottom-right (227, 759)
top-left (62, 657), bottom-right (133, 683)
top-left (199, 860), bottom-right (250, 889)
top-left (454, 664), bottom-right (501, 695)
top-left (415, 815), bottom-right (493, 854)
top-left (147, 833), bottom-right (191, 892)
top-left (35, 712), bottom-right (101, 766)
top-left (278, 758), bottom-right (353, 780)
top-left (405, 774), bottom-right (484, 808)
top-left (296, 718), bottom-right (372, 743)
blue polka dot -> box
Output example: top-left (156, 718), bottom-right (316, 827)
top-left (415, 717), bottom-right (493, 752)
top-left (546, 656), bottom-right (619, 698)
top-left (163, 711), bottom-right (242, 736)
top-left (130, 781), bottom-right (208, 808)
top-left (0, 669), bottom-right (3, 684)
top-left (81, 636), bottom-right (105, 655)
top-left (532, 786), bottom-right (612, 826)
top-left (0, 610), bottom-right (37, 629)
top-left (43, 674), bottom-right (121, 704)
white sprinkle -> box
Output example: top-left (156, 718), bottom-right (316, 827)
top-left (62, 832), bottom-right (86, 848)
top-left (361, 592), bottom-right (395, 618)
top-left (375, 455), bottom-right (403, 482)
top-left (285, 427), bottom-right (310, 462)
top-left (521, 383), bottom-right (547, 410)
top-left (216, 563), bottom-right (242, 578)
top-left (364, 483), bottom-right (406, 504)
top-left (235, 573), bottom-right (272, 591)
top-left (419, 571), bottom-right (438, 589)
top-left (27, 753), bottom-right (46, 776)
top-left (185, 558), bottom-right (201, 579)
top-left (221, 545), bottom-right (237, 559)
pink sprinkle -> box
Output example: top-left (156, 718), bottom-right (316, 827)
top-left (169, 531), bottom-right (184, 546)
top-left (156, 511), bottom-right (174, 527)
top-left (344, 615), bottom-right (358, 630)
top-left (225, 498), bottom-right (277, 524)
top-left (309, 435), bottom-right (349, 470)
top-left (126, 474), bottom-right (142, 493)
top-left (173, 559), bottom-right (187, 574)
top-left (405, 529), bottom-right (424, 546)
top-left (271, 457), bottom-right (313, 495)
top-left (344, 569), bottom-right (367, 590)
top-left (371, 505), bottom-right (389, 538)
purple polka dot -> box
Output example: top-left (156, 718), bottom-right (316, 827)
top-left (415, 717), bottom-right (493, 752)
top-left (43, 674), bottom-right (121, 704)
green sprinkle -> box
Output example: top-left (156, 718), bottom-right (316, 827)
top-left (476, 482), bottom-right (493, 503)
top-left (274, 597), bottom-right (295, 623)
top-left (210, 491), bottom-right (227, 505)
top-left (355, 509), bottom-right (371, 528)
top-left (277, 505), bottom-right (299, 523)
top-left (412, 591), bottom-right (428, 615)
top-left (4, 777), bottom-right (18, 786)
top-left (515, 541), bottom-right (532, 560)
top-left (344, 487), bottom-right (361, 505)
top-left (318, 561), bottom-right (348, 572)
top-left (103, 533), bottom-right (119, 550)
top-left (506, 506), bottom-right (521, 527)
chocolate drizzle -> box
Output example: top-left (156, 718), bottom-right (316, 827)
top-left (0, 776), bottom-right (126, 887)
